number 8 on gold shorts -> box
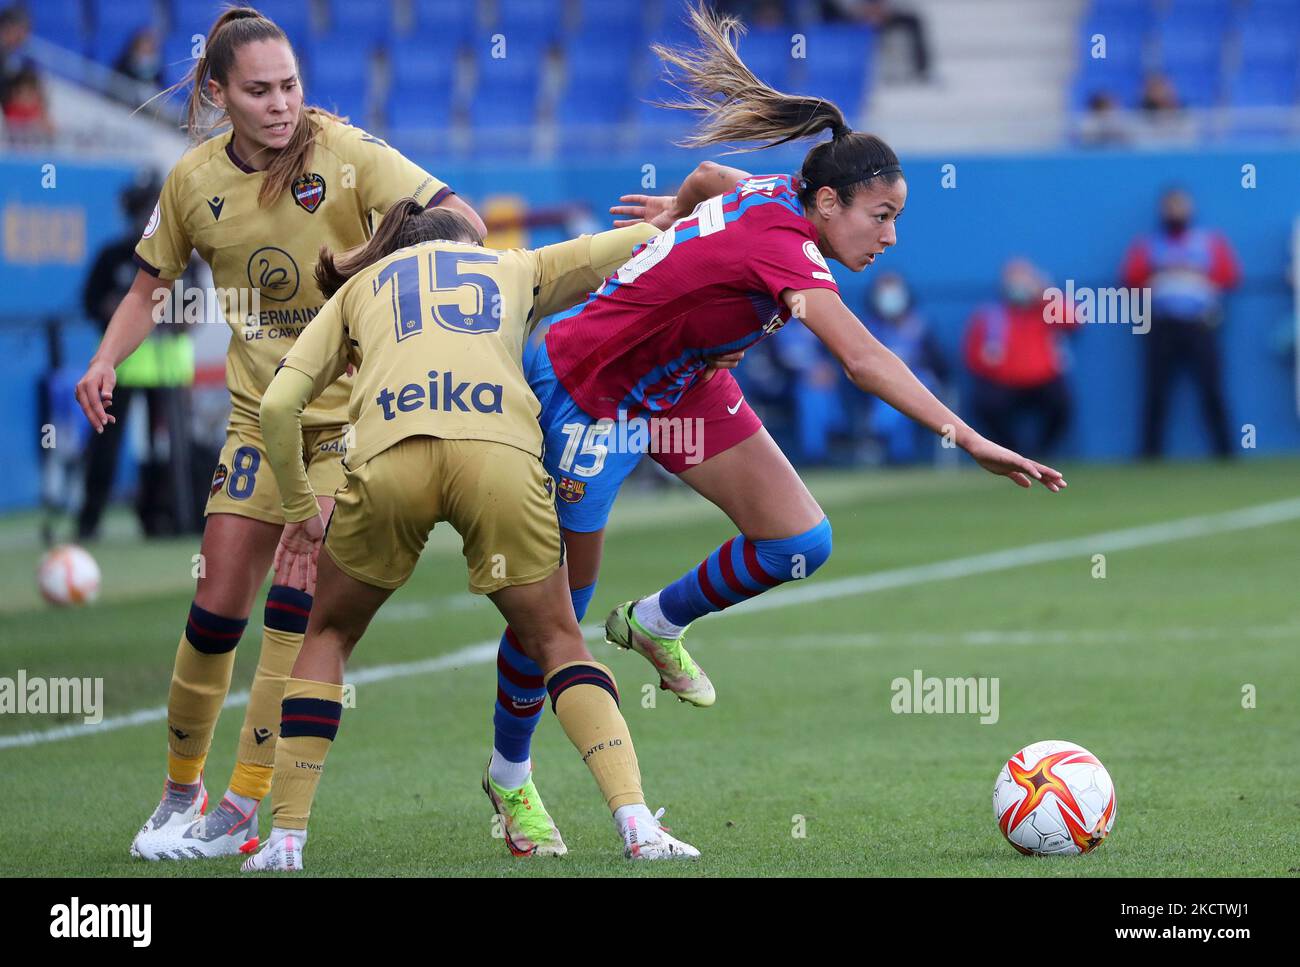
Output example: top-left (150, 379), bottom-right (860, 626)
top-left (206, 421), bottom-right (350, 524)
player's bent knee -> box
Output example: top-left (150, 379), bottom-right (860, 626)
top-left (753, 517), bottom-right (833, 582)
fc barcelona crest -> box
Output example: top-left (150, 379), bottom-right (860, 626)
top-left (558, 476), bottom-right (586, 504)
top-left (292, 173), bottom-right (326, 213)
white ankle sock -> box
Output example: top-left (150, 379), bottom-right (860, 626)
top-left (614, 803), bottom-right (657, 843)
top-left (488, 749), bottom-right (531, 791)
top-left (268, 826), bottom-right (307, 848)
top-left (633, 593), bottom-right (686, 639)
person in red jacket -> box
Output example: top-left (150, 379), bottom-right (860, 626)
top-left (1121, 188), bottom-right (1240, 458)
top-left (964, 258), bottom-right (1077, 456)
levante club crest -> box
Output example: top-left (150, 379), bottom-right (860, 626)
top-left (292, 173), bottom-right (326, 213)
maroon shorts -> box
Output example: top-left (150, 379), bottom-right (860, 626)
top-left (648, 369), bottom-right (764, 474)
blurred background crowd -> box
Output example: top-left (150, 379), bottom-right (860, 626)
top-left (1, 0), bottom-right (1297, 543)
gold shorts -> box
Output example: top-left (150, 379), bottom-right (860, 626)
top-left (324, 436), bottom-right (563, 593)
top-left (205, 422), bottom-right (350, 525)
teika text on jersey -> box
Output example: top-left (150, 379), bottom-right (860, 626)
top-left (375, 371), bottom-right (504, 420)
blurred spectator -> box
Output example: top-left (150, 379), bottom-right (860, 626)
top-left (1121, 188), bottom-right (1240, 459)
top-left (862, 272), bottom-right (949, 463)
top-left (1140, 73), bottom-right (1180, 116)
top-left (77, 170), bottom-right (199, 540)
top-left (1078, 90), bottom-right (1131, 147)
top-left (963, 259), bottom-right (1076, 456)
top-left (824, 0), bottom-right (929, 81)
top-left (773, 319), bottom-right (847, 465)
top-left (2, 65), bottom-right (54, 143)
top-left (114, 27), bottom-right (163, 87)
top-left (0, 5), bottom-right (33, 104)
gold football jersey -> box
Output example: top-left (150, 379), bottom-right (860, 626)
top-left (278, 224), bottom-right (659, 470)
top-left (135, 114), bottom-right (451, 430)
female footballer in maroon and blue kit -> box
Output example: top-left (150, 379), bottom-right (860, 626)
top-left (482, 5), bottom-right (1066, 856)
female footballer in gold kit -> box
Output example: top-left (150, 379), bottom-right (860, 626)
top-left (241, 200), bottom-right (698, 869)
top-left (72, 6), bottom-right (486, 861)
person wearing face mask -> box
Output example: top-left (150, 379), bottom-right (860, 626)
top-left (862, 272), bottom-right (949, 463)
top-left (1121, 188), bottom-right (1240, 458)
top-left (963, 258), bottom-right (1077, 457)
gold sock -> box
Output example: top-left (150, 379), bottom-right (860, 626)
top-left (546, 661), bottom-right (643, 812)
top-left (230, 624), bottom-right (304, 799)
top-left (271, 677), bottom-right (344, 831)
top-left (166, 603), bottom-right (246, 782)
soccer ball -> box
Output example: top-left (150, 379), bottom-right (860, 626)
top-left (993, 739), bottom-right (1116, 856)
top-left (37, 544), bottom-right (101, 607)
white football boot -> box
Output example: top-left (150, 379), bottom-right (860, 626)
top-left (241, 829), bottom-right (305, 872)
top-left (621, 807), bottom-right (701, 860)
top-left (130, 777), bottom-right (208, 859)
top-left (137, 795), bottom-right (259, 861)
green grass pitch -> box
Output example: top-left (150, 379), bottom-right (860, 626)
top-left (1, 458), bottom-right (1296, 877)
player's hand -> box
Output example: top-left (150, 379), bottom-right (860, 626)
top-left (610, 194), bottom-right (677, 230)
top-left (964, 435), bottom-right (1067, 492)
top-left (75, 358), bottom-right (118, 433)
top-left (274, 514), bottom-right (326, 593)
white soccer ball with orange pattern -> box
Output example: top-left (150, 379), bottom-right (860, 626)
top-left (37, 544), bottom-right (101, 607)
top-left (993, 740), bottom-right (1116, 856)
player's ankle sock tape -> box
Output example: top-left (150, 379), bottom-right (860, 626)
top-left (263, 585), bottom-right (313, 634)
top-left (545, 661), bottom-right (642, 812)
top-left (491, 583), bottom-right (596, 763)
top-left (271, 678), bottom-right (343, 830)
top-left (234, 596), bottom-right (309, 780)
top-left (168, 606), bottom-right (246, 763)
top-left (658, 517), bottom-right (833, 627)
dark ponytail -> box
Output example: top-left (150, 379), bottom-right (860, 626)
top-left (654, 3), bottom-right (903, 206)
top-left (315, 199), bottom-right (483, 298)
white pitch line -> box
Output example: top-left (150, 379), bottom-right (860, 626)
top-left (3, 495), bottom-right (1298, 751)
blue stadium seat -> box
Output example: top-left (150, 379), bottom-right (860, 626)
top-left (160, 32), bottom-right (201, 89)
top-left (1154, 22), bottom-right (1222, 72)
top-left (494, 0), bottom-right (562, 46)
top-left (474, 39), bottom-right (547, 90)
top-left (409, 0), bottom-right (475, 46)
top-left (1078, 16), bottom-right (1146, 68)
top-left (388, 38), bottom-right (458, 91)
top-left (573, 0), bottom-right (644, 35)
top-left (171, 0), bottom-right (222, 40)
top-left (737, 27), bottom-right (796, 89)
top-left (1237, 18), bottom-right (1299, 68)
top-left (385, 87), bottom-right (455, 132)
top-left (799, 25), bottom-right (875, 74)
top-left (324, 0), bottom-right (391, 46)
top-left (86, 0), bottom-right (156, 65)
top-left (558, 82), bottom-right (630, 126)
top-left (1072, 71), bottom-right (1144, 110)
top-left (303, 36), bottom-right (372, 122)
top-left (1227, 66), bottom-right (1298, 107)
top-left (564, 30), bottom-right (629, 80)
top-left (27, 0), bottom-right (88, 54)
top-left (471, 87), bottom-right (538, 128)
top-left (1161, 0), bottom-right (1232, 30)
top-left (254, 0), bottom-right (311, 46)
top-left (1085, 0), bottom-right (1153, 32)
top-left (1164, 66), bottom-right (1220, 107)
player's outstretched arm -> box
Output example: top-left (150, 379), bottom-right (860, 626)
top-left (610, 160), bottom-right (753, 228)
top-left (260, 366), bottom-right (327, 589)
top-left (74, 268), bottom-right (174, 432)
top-left (790, 287), bottom-right (1067, 492)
